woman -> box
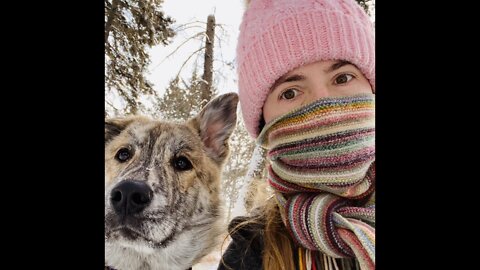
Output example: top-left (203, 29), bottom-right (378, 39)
top-left (218, 0), bottom-right (375, 269)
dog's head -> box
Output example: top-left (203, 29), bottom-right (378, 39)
top-left (105, 93), bottom-right (238, 270)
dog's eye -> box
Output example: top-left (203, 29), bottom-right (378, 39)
top-left (115, 148), bottom-right (132, 162)
top-left (172, 156), bottom-right (193, 171)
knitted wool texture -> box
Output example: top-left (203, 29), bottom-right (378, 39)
top-left (237, 0), bottom-right (375, 137)
top-left (257, 94), bottom-right (376, 270)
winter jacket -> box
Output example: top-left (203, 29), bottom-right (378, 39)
top-left (217, 216), bottom-right (360, 270)
top-left (217, 216), bottom-right (265, 270)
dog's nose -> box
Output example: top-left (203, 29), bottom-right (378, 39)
top-left (110, 180), bottom-right (153, 217)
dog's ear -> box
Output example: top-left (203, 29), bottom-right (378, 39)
top-left (105, 117), bottom-right (136, 145)
top-left (189, 93), bottom-right (239, 164)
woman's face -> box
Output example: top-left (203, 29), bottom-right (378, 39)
top-left (262, 60), bottom-right (373, 124)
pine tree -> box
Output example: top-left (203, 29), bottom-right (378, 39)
top-left (105, 0), bottom-right (175, 115)
top-left (355, 0), bottom-right (374, 16)
top-left (157, 69), bottom-right (209, 122)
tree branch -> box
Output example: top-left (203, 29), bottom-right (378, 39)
top-left (174, 46), bottom-right (205, 80)
top-left (173, 21), bottom-right (207, 31)
top-left (152, 32), bottom-right (205, 70)
top-left (105, 0), bottom-right (120, 43)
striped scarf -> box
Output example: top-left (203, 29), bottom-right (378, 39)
top-left (257, 94), bottom-right (375, 270)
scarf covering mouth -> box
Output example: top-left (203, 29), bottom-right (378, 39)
top-left (257, 94), bottom-right (375, 270)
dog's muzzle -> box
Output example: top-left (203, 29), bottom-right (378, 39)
top-left (110, 180), bottom-right (153, 221)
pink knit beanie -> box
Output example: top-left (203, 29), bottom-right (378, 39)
top-left (237, 0), bottom-right (375, 138)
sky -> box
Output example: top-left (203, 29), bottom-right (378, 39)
top-left (147, 0), bottom-right (244, 97)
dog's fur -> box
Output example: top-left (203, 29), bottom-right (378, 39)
top-left (105, 93), bottom-right (238, 270)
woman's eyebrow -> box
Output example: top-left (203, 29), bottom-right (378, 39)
top-left (270, 74), bottom-right (306, 91)
top-left (326, 60), bottom-right (352, 73)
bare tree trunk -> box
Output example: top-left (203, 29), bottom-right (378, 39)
top-left (105, 0), bottom-right (120, 43)
top-left (200, 15), bottom-right (215, 107)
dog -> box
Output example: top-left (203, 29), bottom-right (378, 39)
top-left (105, 93), bottom-right (238, 270)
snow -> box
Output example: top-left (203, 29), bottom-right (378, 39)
top-left (229, 145), bottom-right (265, 218)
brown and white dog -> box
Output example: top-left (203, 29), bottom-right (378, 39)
top-left (105, 93), bottom-right (238, 270)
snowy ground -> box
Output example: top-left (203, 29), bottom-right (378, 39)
top-left (192, 261), bottom-right (218, 270)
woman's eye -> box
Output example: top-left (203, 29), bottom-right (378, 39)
top-left (334, 74), bottom-right (354, 85)
top-left (280, 89), bottom-right (298, 100)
